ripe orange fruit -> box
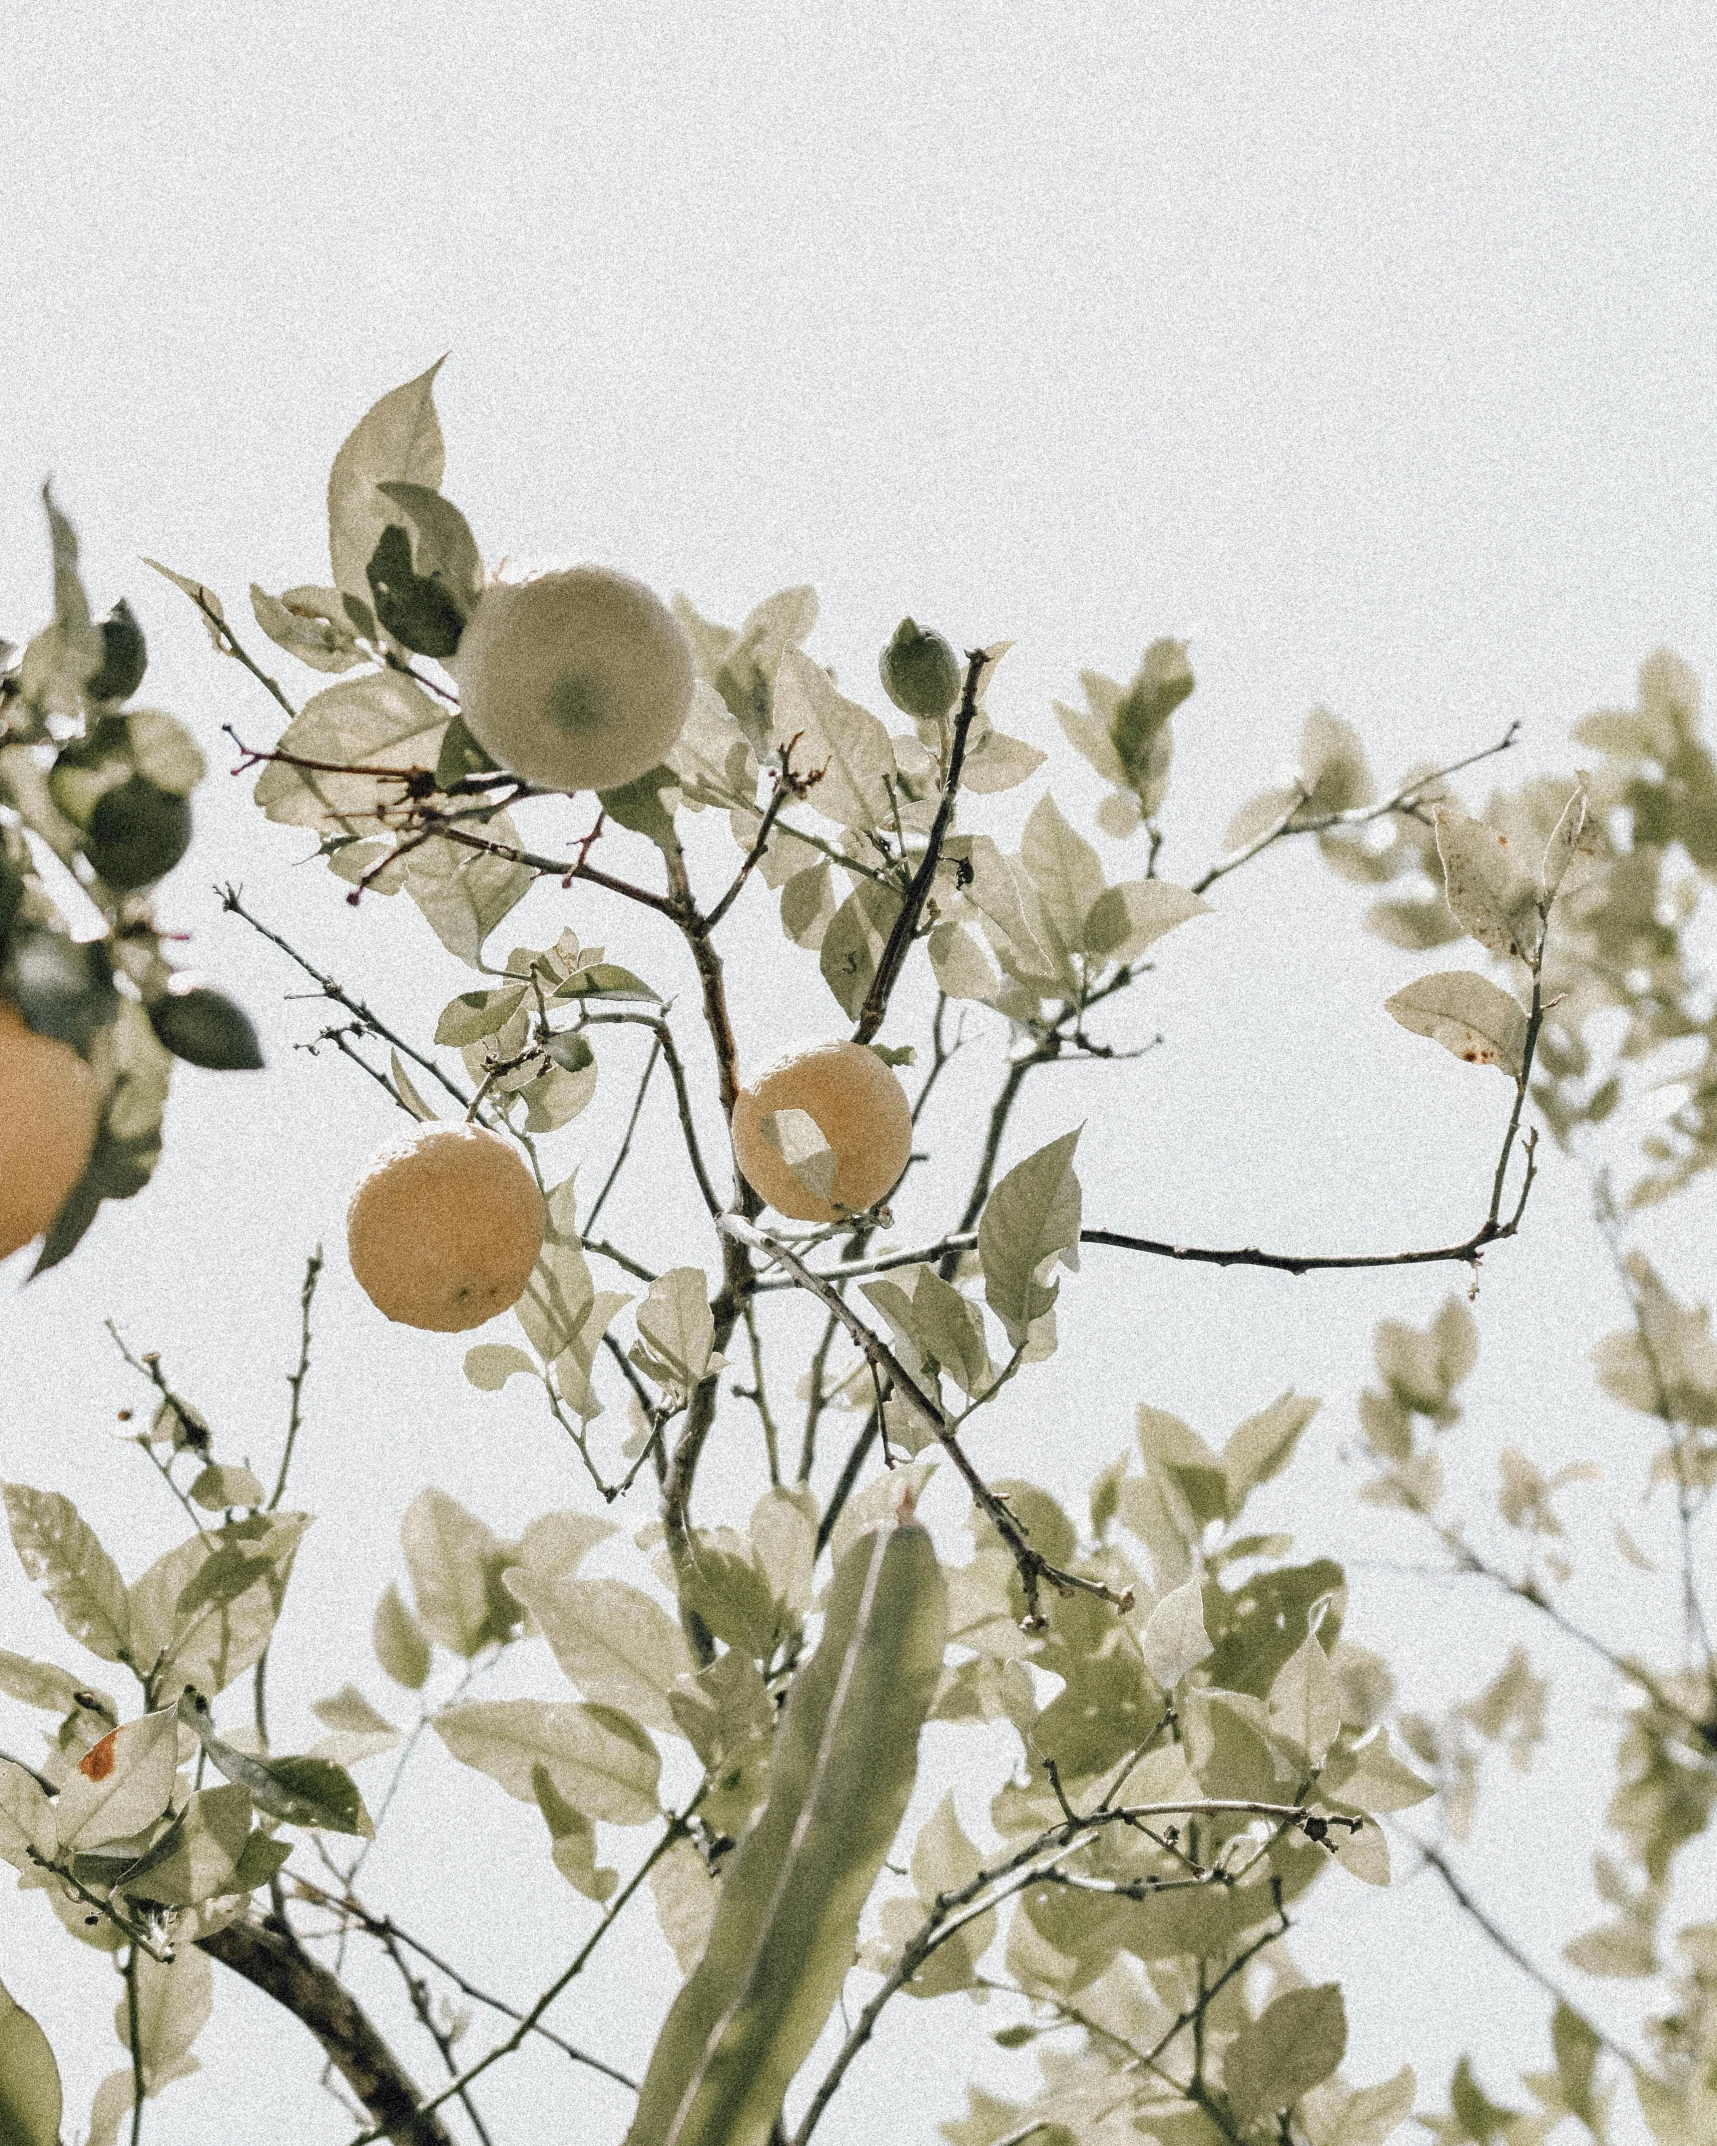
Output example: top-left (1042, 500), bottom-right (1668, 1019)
top-left (453, 565), bottom-right (695, 793)
top-left (0, 1002), bottom-right (100, 1262)
top-left (731, 1040), bottom-right (913, 1224)
top-left (346, 1120), bottom-right (546, 1332)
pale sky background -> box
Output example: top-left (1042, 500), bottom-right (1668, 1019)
top-left (3, 3), bottom-right (1714, 2142)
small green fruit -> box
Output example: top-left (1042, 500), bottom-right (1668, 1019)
top-left (148, 981), bottom-right (264, 1070)
top-left (85, 776), bottom-right (192, 891)
top-left (879, 618), bottom-right (961, 722)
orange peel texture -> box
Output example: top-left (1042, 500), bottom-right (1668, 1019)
top-left (731, 1040), bottom-right (913, 1224)
top-left (346, 1120), bottom-right (546, 1332)
top-left (0, 1002), bottom-right (100, 1262)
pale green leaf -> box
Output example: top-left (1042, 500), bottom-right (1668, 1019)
top-left (310, 1684), bottom-right (398, 1739)
top-left (434, 1698), bottom-right (660, 1824)
top-left (401, 1487), bottom-right (513, 1659)
top-left (771, 648), bottom-right (893, 829)
top-left (3, 1484), bottom-right (131, 1663)
top-left (1225, 1983), bottom-right (1348, 2127)
top-left (1324, 1726), bottom-right (1434, 1813)
top-left (404, 810), bottom-right (533, 967)
top-left (0, 1762), bottom-right (56, 1874)
top-left (1138, 1574), bottom-right (1212, 1689)
top-left (1082, 877), bottom-right (1209, 965)
top-left (977, 1129), bottom-right (1082, 1348)
top-left (54, 1708), bottom-right (179, 1852)
top-left (176, 1698), bottom-right (374, 1836)
top-left (327, 360), bottom-right (447, 606)
top-left (651, 1838), bottom-right (719, 1977)
top-left (635, 1268), bottom-right (718, 1399)
top-left (1540, 774), bottom-right (1590, 904)
top-left (759, 1110), bottom-right (839, 1208)
top-left (1267, 1632), bottom-right (1341, 1766)
top-left (504, 1571), bottom-right (693, 1733)
top-left (248, 584), bottom-right (363, 672)
top-left (625, 1523), bottom-right (947, 2146)
top-left (252, 671), bottom-right (446, 834)
top-left (0, 1651), bottom-right (84, 1715)
top-left (114, 1783), bottom-right (252, 1908)
top-left (463, 1342), bottom-right (538, 1392)
top-left (1385, 970), bottom-right (1528, 1077)
top-left (1434, 804), bottom-right (1531, 960)
top-left (435, 984), bottom-right (527, 1046)
top-left (1019, 794), bottom-right (1104, 954)
top-left (928, 918), bottom-right (999, 1002)
top-left (372, 1582), bottom-right (431, 1691)
top-left (128, 1512), bottom-right (309, 1700)
top-left (187, 1463), bottom-right (265, 1512)
top-left (1223, 1392), bottom-right (1321, 1509)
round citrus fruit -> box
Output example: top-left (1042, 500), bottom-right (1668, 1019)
top-left (731, 1040), bottom-right (913, 1224)
top-left (346, 1120), bottom-right (546, 1332)
top-left (453, 565), bottom-right (695, 793)
top-left (0, 1001), bottom-right (100, 1262)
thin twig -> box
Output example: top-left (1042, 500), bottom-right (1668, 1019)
top-left (855, 647), bottom-right (990, 1042)
top-left (721, 1214), bottom-right (1132, 1627)
top-left (270, 1248), bottom-right (324, 1510)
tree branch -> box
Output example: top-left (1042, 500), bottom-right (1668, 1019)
top-left (199, 1915), bottom-right (458, 2145)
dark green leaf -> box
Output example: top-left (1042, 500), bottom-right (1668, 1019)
top-left (434, 714), bottom-right (498, 789)
top-left (1223, 1983), bottom-right (1347, 2126)
top-left (365, 524), bottom-right (466, 659)
top-left (147, 984), bottom-right (264, 1070)
top-left (176, 1695), bottom-right (373, 1836)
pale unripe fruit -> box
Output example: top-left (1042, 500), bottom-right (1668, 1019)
top-left (454, 565), bottom-right (695, 793)
top-left (0, 1003), bottom-right (100, 1262)
top-left (346, 1121), bottom-right (546, 1332)
top-left (731, 1040), bottom-right (913, 1224)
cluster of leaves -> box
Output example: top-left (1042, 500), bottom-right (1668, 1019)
top-left (0, 494), bottom-right (261, 1269)
top-left (4, 366), bottom-right (1715, 2146)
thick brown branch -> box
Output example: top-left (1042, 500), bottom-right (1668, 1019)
top-left (199, 1915), bottom-right (456, 2145)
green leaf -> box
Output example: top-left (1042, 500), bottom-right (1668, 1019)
top-left (327, 360), bottom-right (447, 607)
top-left (85, 600), bottom-right (148, 705)
top-left (1323, 1726), bottom-right (1434, 1814)
top-left (115, 1783), bottom-right (252, 1907)
top-left (1223, 1392), bottom-right (1320, 1511)
top-left (651, 1837), bottom-right (719, 1974)
top-left (504, 1571), bottom-right (693, 1734)
top-left (435, 984), bottom-right (526, 1046)
top-left (372, 1582), bottom-right (431, 1691)
top-left (1385, 970), bottom-right (1528, 1078)
top-left (771, 648), bottom-right (894, 830)
top-left (434, 711), bottom-right (498, 787)
top-left (366, 524), bottom-right (466, 660)
top-left (1540, 776), bottom-right (1590, 904)
top-left (401, 1487), bottom-right (517, 1659)
top-left (1082, 878), bottom-right (1209, 965)
top-left (18, 487), bottom-right (102, 716)
top-left (147, 983), bottom-right (264, 1071)
top-left (0, 1974), bottom-right (62, 2146)
top-left (1135, 1405), bottom-right (1229, 1527)
top-left (927, 918), bottom-right (999, 1002)
top-left (1225, 1983), bottom-right (1347, 2127)
top-left (140, 555), bottom-right (228, 651)
top-left (403, 813), bottom-right (533, 967)
top-left (129, 1512), bottom-right (308, 1700)
top-left (977, 1129), bottom-right (1082, 1349)
top-left (434, 1698), bottom-right (660, 1825)
top-left (186, 1463), bottom-right (265, 1512)
top-left (1137, 1574), bottom-right (1212, 1689)
top-left (253, 671), bottom-right (446, 835)
top-left (819, 880), bottom-right (898, 1022)
top-left (3, 1484), bottom-right (131, 1662)
top-left (1109, 637), bottom-right (1193, 813)
top-left (634, 1268), bottom-right (718, 1400)
top-left (5, 929), bottom-right (118, 1054)
top-left (531, 1764), bottom-right (618, 1901)
top-left (176, 1697), bottom-right (374, 1836)
top-left (84, 777), bottom-right (192, 890)
top-left (551, 962), bottom-right (660, 1003)
top-left (248, 584), bottom-right (363, 673)
top-left (625, 1522), bottom-right (947, 2146)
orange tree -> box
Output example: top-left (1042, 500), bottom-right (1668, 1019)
top-left (2, 366), bottom-right (1714, 2145)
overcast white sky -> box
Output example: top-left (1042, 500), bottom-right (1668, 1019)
top-left (3, 4), bottom-right (1714, 2141)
